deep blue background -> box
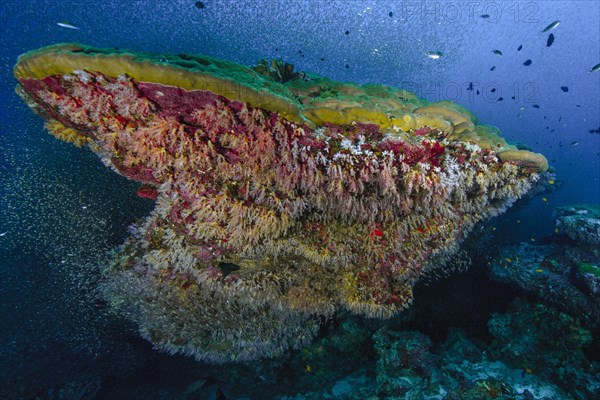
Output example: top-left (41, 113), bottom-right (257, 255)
top-left (1, 0), bottom-right (599, 397)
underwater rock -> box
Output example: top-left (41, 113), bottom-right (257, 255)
top-left (373, 329), bottom-right (440, 398)
top-left (371, 325), bottom-right (576, 400)
top-left (489, 242), bottom-right (600, 328)
top-left (488, 299), bottom-right (599, 399)
top-left (14, 43), bottom-right (548, 362)
top-left (554, 204), bottom-right (600, 255)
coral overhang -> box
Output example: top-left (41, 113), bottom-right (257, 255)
top-left (14, 43), bottom-right (548, 362)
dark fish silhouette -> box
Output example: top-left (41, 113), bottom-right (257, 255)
top-left (560, 86), bottom-right (568, 92)
top-left (523, 59), bottom-right (532, 66)
top-left (546, 33), bottom-right (555, 47)
top-left (517, 45), bottom-right (523, 51)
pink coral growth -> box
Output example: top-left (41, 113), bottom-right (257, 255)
top-left (18, 70), bottom-right (542, 333)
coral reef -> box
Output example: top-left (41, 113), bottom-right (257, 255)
top-left (554, 204), bottom-right (600, 256)
top-left (488, 205), bottom-right (600, 329)
top-left (274, 314), bottom-right (594, 400)
top-left (15, 43), bottom-right (548, 362)
top-left (489, 242), bottom-right (600, 328)
top-left (487, 299), bottom-right (598, 400)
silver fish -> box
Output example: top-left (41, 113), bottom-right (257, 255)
top-left (541, 20), bottom-right (560, 33)
top-left (589, 63), bottom-right (600, 73)
top-left (426, 51), bottom-right (443, 60)
top-left (57, 22), bottom-right (80, 30)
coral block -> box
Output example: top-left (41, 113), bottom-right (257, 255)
top-left (14, 43), bottom-right (549, 363)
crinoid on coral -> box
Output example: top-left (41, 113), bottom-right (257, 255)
top-left (14, 43), bottom-right (549, 363)
top-left (253, 58), bottom-right (305, 83)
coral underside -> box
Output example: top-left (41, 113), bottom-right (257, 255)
top-left (14, 44), bottom-right (547, 362)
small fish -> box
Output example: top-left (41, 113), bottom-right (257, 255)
top-left (505, 257), bottom-right (512, 263)
top-left (531, 238), bottom-right (536, 242)
top-left (548, 179), bottom-right (555, 184)
top-left (532, 104), bottom-right (540, 109)
top-left (476, 90), bottom-right (480, 95)
top-left (536, 268), bottom-right (543, 273)
top-left (589, 127), bottom-right (600, 134)
top-left (542, 197), bottom-right (547, 202)
top-left (305, 364), bottom-right (312, 373)
top-left (498, 97), bottom-right (504, 101)
top-left (523, 59), bottom-right (532, 66)
top-left (490, 65), bottom-right (496, 71)
top-left (426, 51), bottom-right (443, 60)
top-left (517, 44), bottom-right (523, 51)
top-left (555, 227), bottom-right (559, 234)
top-left (542, 20), bottom-right (560, 33)
top-left (492, 49), bottom-right (503, 56)
top-left (571, 141), bottom-right (579, 146)
top-left (481, 14), bottom-right (490, 19)
top-left (0, 231), bottom-right (7, 237)
top-left (589, 63), bottom-right (600, 73)
top-left (219, 262), bottom-right (241, 277)
top-left (195, 1), bottom-right (205, 8)
top-left (57, 21), bottom-right (80, 30)
top-left (467, 82), bottom-right (474, 91)
top-left (546, 33), bottom-right (555, 47)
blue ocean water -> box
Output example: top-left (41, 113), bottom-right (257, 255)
top-left (1, 1), bottom-right (599, 399)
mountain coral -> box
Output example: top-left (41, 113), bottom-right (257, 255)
top-left (15, 43), bottom-right (549, 362)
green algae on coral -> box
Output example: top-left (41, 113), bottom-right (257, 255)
top-left (578, 262), bottom-right (600, 277)
top-left (15, 43), bottom-right (547, 171)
